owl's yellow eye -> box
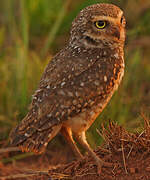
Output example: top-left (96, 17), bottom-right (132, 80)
top-left (95, 21), bottom-right (106, 29)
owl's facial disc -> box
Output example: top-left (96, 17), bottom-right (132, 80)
top-left (83, 13), bottom-right (126, 47)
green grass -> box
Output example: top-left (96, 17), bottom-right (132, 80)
top-left (0, 0), bottom-right (150, 149)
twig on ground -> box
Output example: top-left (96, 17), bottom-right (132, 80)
top-left (0, 147), bottom-right (20, 154)
top-left (0, 152), bottom-right (33, 163)
top-left (121, 141), bottom-right (128, 174)
top-left (0, 170), bottom-right (49, 180)
top-left (0, 169), bottom-right (70, 180)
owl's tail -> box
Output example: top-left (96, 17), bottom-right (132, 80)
top-left (10, 123), bottom-right (62, 154)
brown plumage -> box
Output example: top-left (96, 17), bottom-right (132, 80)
top-left (10, 3), bottom-right (126, 173)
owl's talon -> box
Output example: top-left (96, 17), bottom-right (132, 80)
top-left (95, 158), bottom-right (113, 174)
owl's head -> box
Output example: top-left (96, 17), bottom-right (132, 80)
top-left (70, 3), bottom-right (126, 48)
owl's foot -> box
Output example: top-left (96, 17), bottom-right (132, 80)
top-left (94, 156), bottom-right (113, 174)
top-left (75, 132), bottom-right (113, 174)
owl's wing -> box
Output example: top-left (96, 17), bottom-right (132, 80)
top-left (10, 47), bottom-right (107, 152)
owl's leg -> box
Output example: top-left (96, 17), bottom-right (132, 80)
top-left (75, 131), bottom-right (112, 174)
top-left (61, 126), bottom-right (83, 159)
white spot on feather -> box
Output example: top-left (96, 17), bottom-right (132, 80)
top-left (47, 113), bottom-right (52, 118)
top-left (44, 142), bottom-right (48, 146)
top-left (47, 85), bottom-right (50, 89)
top-left (36, 89), bottom-right (42, 93)
top-left (114, 53), bottom-right (119, 59)
top-left (104, 76), bottom-right (107, 82)
top-left (24, 133), bottom-right (30, 137)
top-left (80, 82), bottom-right (84, 87)
top-left (61, 82), bottom-right (66, 87)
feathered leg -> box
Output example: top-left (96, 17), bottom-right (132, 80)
top-left (61, 126), bottom-right (83, 159)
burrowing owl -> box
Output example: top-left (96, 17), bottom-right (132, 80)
top-left (10, 3), bottom-right (126, 173)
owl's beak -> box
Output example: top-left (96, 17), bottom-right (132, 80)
top-left (113, 29), bottom-right (120, 40)
top-left (113, 26), bottom-right (125, 42)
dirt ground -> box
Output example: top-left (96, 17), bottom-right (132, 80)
top-left (1, 118), bottom-right (150, 180)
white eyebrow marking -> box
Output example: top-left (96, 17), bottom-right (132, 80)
top-left (118, 10), bottom-right (123, 19)
top-left (92, 12), bottom-right (123, 24)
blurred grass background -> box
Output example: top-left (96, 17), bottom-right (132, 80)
top-left (0, 0), bottom-right (150, 150)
